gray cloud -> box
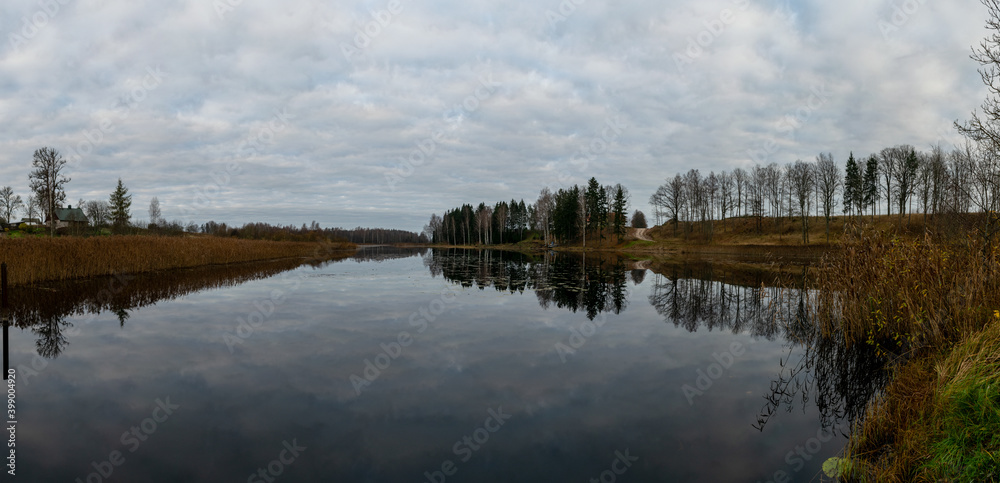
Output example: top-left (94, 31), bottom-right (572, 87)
top-left (0, 0), bottom-right (987, 231)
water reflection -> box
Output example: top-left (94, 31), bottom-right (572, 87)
top-left (645, 262), bottom-right (890, 434)
top-left (9, 247), bottom-right (890, 481)
top-left (425, 249), bottom-right (631, 319)
top-left (428, 249), bottom-right (890, 436)
top-left (4, 251), bottom-right (389, 359)
top-left (352, 245), bottom-right (428, 263)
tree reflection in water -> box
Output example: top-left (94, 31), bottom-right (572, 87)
top-left (429, 249), bottom-right (892, 436)
top-left (8, 246), bottom-right (891, 437)
top-left (425, 248), bottom-right (631, 320)
top-left (646, 263), bottom-right (891, 434)
top-left (5, 248), bottom-right (415, 360)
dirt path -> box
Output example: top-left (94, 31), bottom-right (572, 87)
top-left (634, 228), bottom-right (653, 241)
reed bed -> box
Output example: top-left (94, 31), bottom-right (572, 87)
top-left (817, 229), bottom-right (1000, 356)
top-left (816, 227), bottom-right (1000, 481)
top-left (0, 236), bottom-right (356, 286)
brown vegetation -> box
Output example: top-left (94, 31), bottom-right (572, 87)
top-left (815, 224), bottom-right (1000, 481)
top-left (0, 236), bottom-right (356, 286)
top-left (817, 226), bottom-right (999, 353)
top-left (647, 213), bottom-right (947, 246)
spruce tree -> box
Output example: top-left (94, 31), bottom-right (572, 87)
top-left (109, 178), bottom-right (132, 233)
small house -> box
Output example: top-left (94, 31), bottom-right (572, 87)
top-left (48, 205), bottom-right (89, 230)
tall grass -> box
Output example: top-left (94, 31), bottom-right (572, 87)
top-left (845, 318), bottom-right (1000, 481)
top-left (817, 227), bottom-right (1000, 481)
top-left (817, 228), bottom-right (1000, 356)
top-left (0, 236), bottom-right (356, 285)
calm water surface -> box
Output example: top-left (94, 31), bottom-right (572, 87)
top-left (5, 247), bottom-right (882, 482)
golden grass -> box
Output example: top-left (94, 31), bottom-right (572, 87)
top-left (0, 235), bottom-right (356, 286)
top-left (648, 213), bottom-right (957, 247)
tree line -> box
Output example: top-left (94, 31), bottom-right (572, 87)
top-left (425, 177), bottom-right (645, 246)
top-left (3, 147), bottom-right (428, 244)
top-left (649, 143), bottom-right (1000, 243)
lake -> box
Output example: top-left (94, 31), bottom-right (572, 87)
top-left (4, 247), bottom-right (884, 482)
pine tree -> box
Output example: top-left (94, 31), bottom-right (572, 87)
top-left (109, 178), bottom-right (132, 233)
top-left (612, 185), bottom-right (628, 242)
top-left (863, 155), bottom-right (879, 218)
top-left (843, 152), bottom-right (860, 217)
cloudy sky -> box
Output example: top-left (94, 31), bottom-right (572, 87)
top-left (0, 0), bottom-right (989, 232)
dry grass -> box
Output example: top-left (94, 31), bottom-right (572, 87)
top-left (816, 225), bottom-right (1000, 481)
top-left (0, 235), bottom-right (356, 285)
top-left (649, 213), bottom-right (952, 246)
top-left (817, 228), bottom-right (999, 354)
top-left (845, 320), bottom-right (1000, 481)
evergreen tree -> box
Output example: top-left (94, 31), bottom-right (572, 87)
top-left (612, 184), bottom-right (628, 242)
top-left (109, 178), bottom-right (132, 232)
top-left (843, 152), bottom-right (860, 217)
top-left (863, 155), bottom-right (879, 218)
top-left (630, 210), bottom-right (647, 229)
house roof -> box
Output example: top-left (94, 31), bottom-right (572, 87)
top-left (53, 206), bottom-right (89, 223)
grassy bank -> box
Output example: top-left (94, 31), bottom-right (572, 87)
top-left (0, 236), bottom-right (356, 286)
top-left (646, 213), bottom-right (960, 247)
top-left (816, 228), bottom-right (1000, 481)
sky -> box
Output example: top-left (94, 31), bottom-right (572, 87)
top-left (0, 0), bottom-right (990, 233)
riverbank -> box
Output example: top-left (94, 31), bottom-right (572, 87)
top-left (816, 229), bottom-right (1000, 481)
top-left (0, 236), bottom-right (357, 285)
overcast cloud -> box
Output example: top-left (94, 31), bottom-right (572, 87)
top-left (0, 0), bottom-right (988, 232)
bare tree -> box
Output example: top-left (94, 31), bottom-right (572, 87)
top-left (28, 147), bottom-right (71, 235)
top-left (84, 200), bottom-right (111, 228)
top-left (957, 0), bottom-right (1000, 152)
top-left (887, 145), bottom-right (919, 222)
top-left (751, 164), bottom-right (767, 233)
top-left (148, 197), bottom-right (162, 227)
top-left (683, 169), bottom-right (702, 239)
top-left (0, 186), bottom-right (23, 224)
top-left (25, 195), bottom-right (41, 222)
top-left (733, 167), bottom-right (748, 218)
top-left (718, 172), bottom-right (735, 232)
top-left (649, 183), bottom-right (669, 226)
top-left (424, 213), bottom-right (443, 243)
top-left (789, 160), bottom-right (815, 244)
top-left (878, 147), bottom-right (899, 217)
top-left (764, 163), bottom-right (783, 229)
top-left (816, 153), bottom-right (842, 242)
top-left (666, 175), bottom-right (685, 235)
top-left (927, 145), bottom-right (948, 217)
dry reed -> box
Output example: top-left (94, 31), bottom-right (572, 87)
top-left (0, 235), bottom-right (356, 286)
top-left (817, 228), bottom-right (1000, 355)
top-left (818, 226), bottom-right (1000, 481)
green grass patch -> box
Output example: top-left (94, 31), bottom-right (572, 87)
top-left (622, 240), bottom-right (655, 249)
top-left (921, 322), bottom-right (1000, 481)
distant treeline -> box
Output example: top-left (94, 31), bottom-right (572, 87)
top-left (649, 143), bottom-right (1000, 243)
top-left (426, 177), bottom-right (643, 246)
top-left (198, 221), bottom-right (425, 244)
